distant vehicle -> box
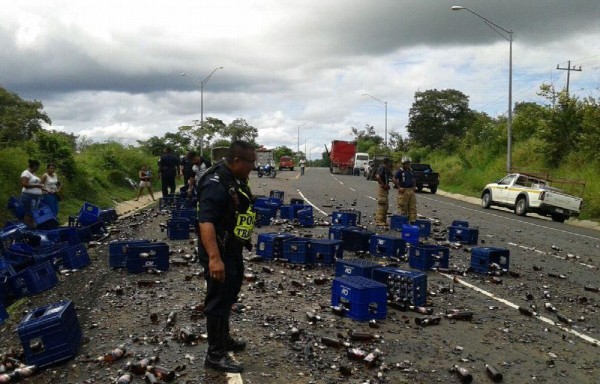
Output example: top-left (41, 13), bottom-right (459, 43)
top-left (256, 149), bottom-right (274, 168)
top-left (411, 163), bottom-right (440, 194)
top-left (365, 154), bottom-right (387, 180)
top-left (326, 140), bottom-right (356, 175)
top-left (353, 152), bottom-right (369, 176)
top-left (481, 172), bottom-right (585, 223)
top-left (278, 156), bottom-right (295, 171)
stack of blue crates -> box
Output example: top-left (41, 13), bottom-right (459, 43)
top-left (167, 218), bottom-right (190, 240)
top-left (408, 244), bottom-right (450, 271)
top-left (279, 204), bottom-right (304, 220)
top-left (256, 233), bottom-right (296, 259)
top-left (9, 261), bottom-right (58, 298)
top-left (290, 198), bottom-right (304, 205)
top-left (331, 275), bottom-right (387, 321)
top-left (448, 226), bottom-right (479, 244)
top-left (282, 238), bottom-right (312, 264)
top-left (108, 240), bottom-right (151, 268)
top-left (401, 224), bottom-right (420, 245)
top-left (335, 258), bottom-right (380, 278)
top-left (125, 242), bottom-right (170, 273)
top-left (30, 227), bottom-right (82, 246)
top-left (309, 239), bottom-right (343, 265)
top-left (332, 211), bottom-right (358, 226)
top-left (329, 225), bottom-right (359, 240)
top-left (297, 206), bottom-right (314, 227)
top-left (369, 235), bottom-right (406, 258)
top-left (255, 207), bottom-right (274, 226)
top-left (60, 244), bottom-right (91, 270)
top-left (372, 267), bottom-right (427, 307)
top-left (415, 219), bottom-right (431, 238)
top-left (171, 209), bottom-right (197, 227)
top-left (470, 247), bottom-right (510, 274)
top-left (340, 227), bottom-right (374, 252)
top-left (18, 300), bottom-right (82, 367)
top-left (390, 215), bottom-right (409, 231)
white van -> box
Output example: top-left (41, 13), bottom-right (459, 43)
top-left (353, 152), bottom-right (370, 176)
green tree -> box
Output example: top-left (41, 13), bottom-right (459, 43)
top-left (388, 131), bottom-right (408, 153)
top-left (351, 124), bottom-right (383, 152)
top-left (223, 118), bottom-right (258, 143)
top-left (137, 136), bottom-right (168, 156)
top-left (35, 130), bottom-right (78, 179)
top-left (273, 146), bottom-right (294, 161)
top-left (0, 86), bottom-right (51, 145)
top-left (406, 89), bottom-right (473, 149)
top-left (579, 97), bottom-right (600, 162)
top-left (512, 102), bottom-right (548, 142)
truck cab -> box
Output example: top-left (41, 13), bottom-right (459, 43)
top-left (353, 153), bottom-right (369, 176)
top-left (278, 156), bottom-right (295, 171)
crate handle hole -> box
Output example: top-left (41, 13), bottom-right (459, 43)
top-left (28, 338), bottom-right (46, 354)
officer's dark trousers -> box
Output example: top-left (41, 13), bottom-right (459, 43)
top-left (202, 249), bottom-right (244, 319)
top-left (161, 175), bottom-right (176, 197)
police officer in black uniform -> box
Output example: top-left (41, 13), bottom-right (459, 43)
top-left (197, 140), bottom-right (256, 373)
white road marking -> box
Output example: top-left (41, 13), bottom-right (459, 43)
top-left (420, 195), bottom-right (600, 241)
top-left (440, 273), bottom-right (600, 347)
top-left (366, 196), bottom-right (377, 201)
top-left (227, 373), bottom-right (244, 383)
top-left (297, 189), bottom-right (328, 216)
top-left (339, 181), bottom-right (344, 185)
top-left (350, 188), bottom-right (356, 192)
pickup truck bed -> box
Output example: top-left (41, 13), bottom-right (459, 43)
top-left (412, 164), bottom-right (439, 194)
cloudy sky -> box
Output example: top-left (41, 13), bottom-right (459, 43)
top-left (1, 0), bottom-right (599, 159)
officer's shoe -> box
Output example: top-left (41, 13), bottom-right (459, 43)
top-left (223, 335), bottom-right (246, 352)
top-left (205, 351), bottom-right (244, 373)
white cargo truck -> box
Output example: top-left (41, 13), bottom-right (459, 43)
top-left (481, 172), bottom-right (585, 223)
top-left (353, 152), bottom-right (370, 176)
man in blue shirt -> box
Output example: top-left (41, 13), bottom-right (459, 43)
top-left (393, 157), bottom-right (417, 224)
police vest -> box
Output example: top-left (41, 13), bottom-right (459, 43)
top-left (233, 188), bottom-right (255, 241)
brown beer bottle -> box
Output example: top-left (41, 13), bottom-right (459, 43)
top-left (485, 363), bottom-right (503, 383)
top-left (98, 345), bottom-right (127, 363)
top-left (452, 365), bottom-right (473, 384)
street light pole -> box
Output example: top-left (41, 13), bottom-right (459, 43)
top-left (180, 67), bottom-right (223, 156)
top-left (451, 5), bottom-right (513, 173)
top-left (297, 121), bottom-right (311, 154)
top-left (362, 93), bottom-right (388, 147)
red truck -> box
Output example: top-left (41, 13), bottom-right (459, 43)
top-left (326, 140), bottom-right (356, 175)
top-left (278, 156), bottom-right (295, 171)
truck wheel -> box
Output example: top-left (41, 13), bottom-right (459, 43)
top-left (279, 167), bottom-right (283, 171)
top-left (429, 186), bottom-right (437, 194)
top-left (551, 214), bottom-right (566, 223)
top-left (515, 197), bottom-right (528, 216)
top-left (481, 192), bottom-right (492, 209)
top-left (416, 185), bottom-right (423, 192)
top-left (290, 167), bottom-right (294, 171)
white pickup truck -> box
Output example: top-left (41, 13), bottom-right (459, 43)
top-left (481, 173), bottom-right (584, 223)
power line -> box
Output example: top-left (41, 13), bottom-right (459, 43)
top-left (557, 60), bottom-right (582, 96)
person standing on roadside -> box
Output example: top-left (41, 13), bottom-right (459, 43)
top-left (393, 157), bottom-right (418, 224)
top-left (158, 147), bottom-right (180, 197)
top-left (197, 140), bottom-right (256, 373)
top-left (181, 151), bottom-right (195, 187)
top-left (20, 159), bottom-right (45, 227)
top-left (374, 158), bottom-right (392, 227)
top-left (135, 165), bottom-right (155, 201)
top-left (41, 163), bottom-right (61, 216)
top-left (299, 158), bottom-right (306, 175)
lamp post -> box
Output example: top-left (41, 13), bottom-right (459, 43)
top-left (362, 93), bottom-right (388, 147)
top-left (297, 121), bottom-right (311, 154)
top-left (180, 67), bottom-right (223, 155)
top-left (451, 5), bottom-right (513, 173)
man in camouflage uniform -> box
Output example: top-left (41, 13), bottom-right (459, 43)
top-left (374, 158), bottom-right (392, 226)
top-left (393, 157), bottom-right (417, 224)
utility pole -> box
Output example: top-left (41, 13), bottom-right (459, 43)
top-left (556, 61), bottom-right (582, 96)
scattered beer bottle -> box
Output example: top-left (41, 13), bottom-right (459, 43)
top-left (556, 312), bottom-right (573, 325)
top-left (544, 302), bottom-right (557, 313)
top-left (415, 316), bottom-right (441, 326)
top-left (409, 306), bottom-right (433, 315)
top-left (290, 327), bottom-right (300, 342)
top-left (321, 336), bottom-right (343, 348)
top-left (363, 351), bottom-right (379, 368)
top-left (452, 364), bottom-right (473, 384)
top-left (347, 348), bottom-right (367, 360)
top-left (446, 311), bottom-right (473, 321)
top-left (179, 328), bottom-right (198, 343)
top-left (349, 330), bottom-right (373, 341)
top-left (584, 285), bottom-right (599, 293)
top-left (144, 372), bottom-right (159, 384)
top-left (98, 345), bottom-right (127, 363)
top-left (148, 365), bottom-right (176, 382)
top-left (485, 363), bottom-right (503, 383)
top-left (166, 311), bottom-right (177, 327)
top-left (115, 374), bottom-right (132, 384)
top-left (518, 306), bottom-right (535, 317)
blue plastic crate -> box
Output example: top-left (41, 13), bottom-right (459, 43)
top-left (390, 215), bottom-right (409, 231)
top-left (279, 204), bottom-right (304, 219)
top-left (282, 239), bottom-right (312, 264)
top-left (470, 247), bottom-right (510, 274)
top-left (1, 259), bottom-right (17, 276)
top-left (331, 275), bottom-right (387, 321)
top-left (159, 196), bottom-right (176, 210)
top-left (78, 203), bottom-right (100, 226)
top-left (290, 198), bottom-right (304, 205)
top-left (108, 240), bottom-right (152, 268)
top-left (256, 233), bottom-right (296, 259)
top-left (9, 261), bottom-right (58, 298)
top-left (341, 227), bottom-right (374, 252)
top-left (7, 196), bottom-right (26, 220)
top-left (332, 211), bottom-right (358, 226)
top-left (125, 242), bottom-right (170, 273)
top-left (60, 244), bottom-right (90, 270)
top-left (415, 219), bottom-right (432, 238)
top-left (33, 205), bottom-right (59, 229)
top-left (255, 207), bottom-right (274, 227)
top-left (30, 243), bottom-right (72, 271)
top-left (0, 275), bottom-right (12, 307)
top-left (0, 302), bottom-right (8, 325)
top-left (267, 197), bottom-right (283, 207)
top-left (329, 225), bottom-right (358, 240)
top-left (309, 239), bottom-right (343, 265)
top-left (297, 206), bottom-right (314, 227)
top-left (408, 244), bottom-right (450, 271)
top-left (17, 300), bottom-right (82, 368)
top-left (30, 227), bottom-right (82, 246)
top-left (369, 235), bottom-right (406, 258)
top-left (401, 225), bottom-right (420, 245)
top-left (335, 258), bottom-right (380, 278)
top-left (75, 222), bottom-right (107, 243)
top-left (269, 190), bottom-right (285, 201)
top-left (452, 220), bottom-right (469, 228)
top-left (448, 226), bottom-right (479, 245)
top-left (99, 208), bottom-right (118, 223)
top-left (2, 247), bottom-right (35, 272)
top-left (167, 218), bottom-right (190, 240)
top-left (372, 267), bottom-right (428, 307)
top-left (171, 209), bottom-right (197, 227)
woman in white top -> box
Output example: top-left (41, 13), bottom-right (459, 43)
top-left (41, 163), bottom-right (61, 216)
top-left (135, 165), bottom-right (155, 201)
top-left (20, 159), bottom-right (45, 227)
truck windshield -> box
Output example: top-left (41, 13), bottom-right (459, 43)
top-left (356, 155), bottom-right (369, 161)
top-left (498, 175), bottom-right (516, 185)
